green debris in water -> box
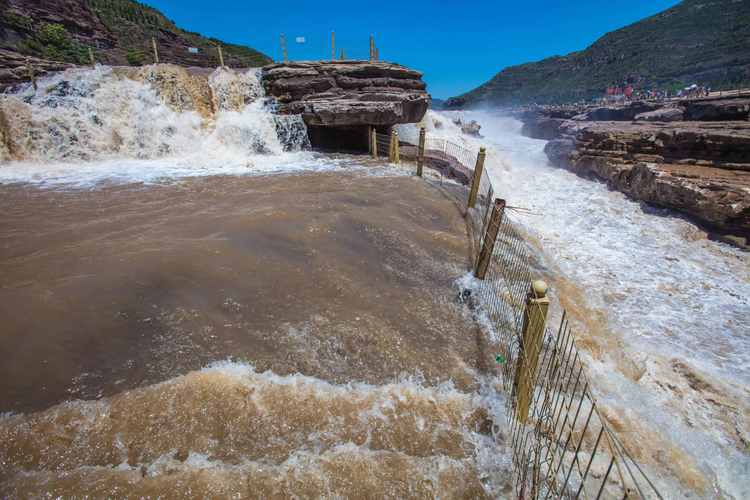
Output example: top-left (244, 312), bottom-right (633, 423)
top-left (495, 354), bottom-right (506, 365)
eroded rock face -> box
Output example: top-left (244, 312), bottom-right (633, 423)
top-left (545, 120), bottom-right (750, 243)
top-left (261, 61), bottom-right (429, 127)
top-left (682, 98), bottom-right (750, 121)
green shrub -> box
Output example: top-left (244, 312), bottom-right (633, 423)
top-left (126, 49), bottom-right (145, 66)
top-left (37, 23), bottom-right (72, 49)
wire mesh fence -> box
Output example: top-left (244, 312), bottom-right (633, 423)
top-left (395, 125), bottom-right (663, 498)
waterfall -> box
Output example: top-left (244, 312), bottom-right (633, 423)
top-left (0, 64), bottom-right (311, 184)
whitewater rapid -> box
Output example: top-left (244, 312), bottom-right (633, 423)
top-left (0, 65), bottom-right (327, 186)
top-left (402, 110), bottom-right (750, 498)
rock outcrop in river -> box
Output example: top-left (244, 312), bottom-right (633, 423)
top-left (262, 61), bottom-right (429, 150)
top-left (519, 98), bottom-right (750, 247)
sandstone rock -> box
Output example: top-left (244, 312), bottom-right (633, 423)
top-left (634, 107), bottom-right (684, 122)
top-left (682, 98), bottom-right (750, 121)
top-left (545, 120), bottom-right (750, 239)
top-left (521, 115), bottom-right (566, 140)
top-left (262, 61), bottom-right (429, 127)
top-left (461, 120), bottom-right (482, 137)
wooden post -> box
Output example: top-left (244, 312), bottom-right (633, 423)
top-left (25, 57), bottom-right (36, 91)
top-left (416, 126), bottom-right (426, 177)
top-left (88, 47), bottom-right (95, 66)
top-left (151, 36), bottom-right (159, 64)
top-left (331, 31), bottom-right (335, 61)
top-left (474, 198), bottom-right (505, 279)
top-left (340, 48), bottom-right (345, 60)
top-left (369, 35), bottom-right (374, 62)
top-left (279, 33), bottom-right (288, 63)
top-left (514, 280), bottom-right (550, 424)
top-left (371, 127), bottom-right (378, 159)
top-left (217, 45), bottom-right (225, 68)
top-left (467, 147), bottom-right (486, 208)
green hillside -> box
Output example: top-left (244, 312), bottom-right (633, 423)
top-left (1, 0), bottom-right (272, 68)
top-left (446, 0), bottom-right (750, 107)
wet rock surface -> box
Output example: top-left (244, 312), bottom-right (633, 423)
top-left (261, 61), bottom-right (430, 127)
top-left (519, 99), bottom-right (750, 246)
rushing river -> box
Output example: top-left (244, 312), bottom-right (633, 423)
top-left (402, 110), bottom-right (750, 498)
top-left (1, 64), bottom-right (748, 497)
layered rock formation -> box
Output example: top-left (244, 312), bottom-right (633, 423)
top-left (521, 98), bottom-right (750, 247)
top-left (262, 61), bottom-right (429, 127)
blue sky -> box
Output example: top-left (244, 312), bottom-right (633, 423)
top-left (144, 0), bottom-right (681, 99)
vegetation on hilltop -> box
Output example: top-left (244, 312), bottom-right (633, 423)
top-left (447, 0), bottom-right (750, 107)
top-left (0, 0), bottom-right (272, 68)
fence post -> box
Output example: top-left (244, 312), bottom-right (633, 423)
top-left (88, 47), bottom-right (95, 67)
top-left (375, 47), bottom-right (379, 61)
top-left (25, 57), bottom-right (37, 90)
top-left (394, 131), bottom-right (400, 164)
top-left (416, 127), bottom-right (426, 177)
top-left (515, 280), bottom-right (550, 424)
top-left (474, 198), bottom-right (505, 279)
top-left (331, 31), bottom-right (335, 61)
top-left (467, 147), bottom-right (487, 208)
top-left (151, 37), bottom-right (159, 64)
top-left (217, 45), bottom-right (225, 68)
top-left (389, 129), bottom-right (396, 162)
top-left (280, 33), bottom-right (288, 63)
top-left (371, 127), bottom-right (378, 159)
top-left (369, 35), bottom-right (374, 62)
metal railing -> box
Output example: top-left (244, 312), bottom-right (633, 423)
top-left (397, 126), bottom-right (662, 499)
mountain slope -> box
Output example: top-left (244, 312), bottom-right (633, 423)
top-left (0, 0), bottom-right (272, 69)
top-left (447, 0), bottom-right (750, 107)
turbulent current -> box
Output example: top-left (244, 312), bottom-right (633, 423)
top-left (402, 111), bottom-right (750, 499)
top-left (1, 65), bottom-right (748, 498)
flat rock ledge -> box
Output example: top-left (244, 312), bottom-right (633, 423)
top-left (261, 61), bottom-right (430, 127)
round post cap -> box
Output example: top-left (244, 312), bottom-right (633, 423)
top-left (532, 280), bottom-right (548, 298)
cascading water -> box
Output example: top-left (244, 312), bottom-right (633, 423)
top-left (401, 110), bottom-right (750, 498)
top-left (0, 65), bottom-right (313, 186)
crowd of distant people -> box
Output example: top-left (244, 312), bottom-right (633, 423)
top-left (603, 83), bottom-right (710, 103)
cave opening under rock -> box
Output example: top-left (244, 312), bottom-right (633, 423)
top-left (307, 125), bottom-right (392, 153)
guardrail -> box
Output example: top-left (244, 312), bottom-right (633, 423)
top-left (394, 126), bottom-right (663, 499)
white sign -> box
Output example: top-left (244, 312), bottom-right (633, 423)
top-left (188, 47), bottom-right (199, 54)
top-left (295, 37), bottom-right (306, 44)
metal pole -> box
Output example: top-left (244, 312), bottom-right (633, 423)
top-left (280, 33), bottom-right (288, 63)
top-left (340, 48), bottom-right (345, 60)
top-left (88, 47), bottom-right (95, 66)
top-left (151, 36), bottom-right (159, 64)
top-left (417, 127), bottom-right (425, 177)
top-left (217, 45), bottom-right (225, 68)
top-left (375, 46), bottom-right (379, 61)
top-left (369, 35), bottom-right (374, 62)
top-left (467, 147), bottom-right (486, 208)
top-left (371, 127), bottom-right (378, 159)
top-left (389, 129), bottom-right (396, 162)
top-left (515, 280), bottom-right (550, 424)
top-left (331, 31), bottom-right (335, 61)
top-left (474, 198), bottom-right (505, 279)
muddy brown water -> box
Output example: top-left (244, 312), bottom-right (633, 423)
top-left (0, 170), bottom-right (507, 497)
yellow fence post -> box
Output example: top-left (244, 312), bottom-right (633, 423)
top-left (151, 36), bottom-right (159, 64)
top-left (417, 127), bottom-right (426, 177)
top-left (467, 147), bottom-right (486, 208)
top-left (371, 127), bottom-right (378, 159)
top-left (389, 129), bottom-right (396, 162)
top-left (217, 44), bottom-right (225, 68)
top-left (369, 35), bottom-right (374, 62)
top-left (514, 280), bottom-right (550, 424)
top-left (474, 198), bottom-right (505, 279)
top-left (375, 47), bottom-right (379, 61)
top-left (25, 57), bottom-right (36, 90)
top-left (394, 131), bottom-right (400, 164)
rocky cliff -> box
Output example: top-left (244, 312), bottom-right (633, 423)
top-left (521, 98), bottom-right (750, 247)
top-left (262, 61), bottom-right (430, 151)
top-left (0, 0), bottom-right (271, 88)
